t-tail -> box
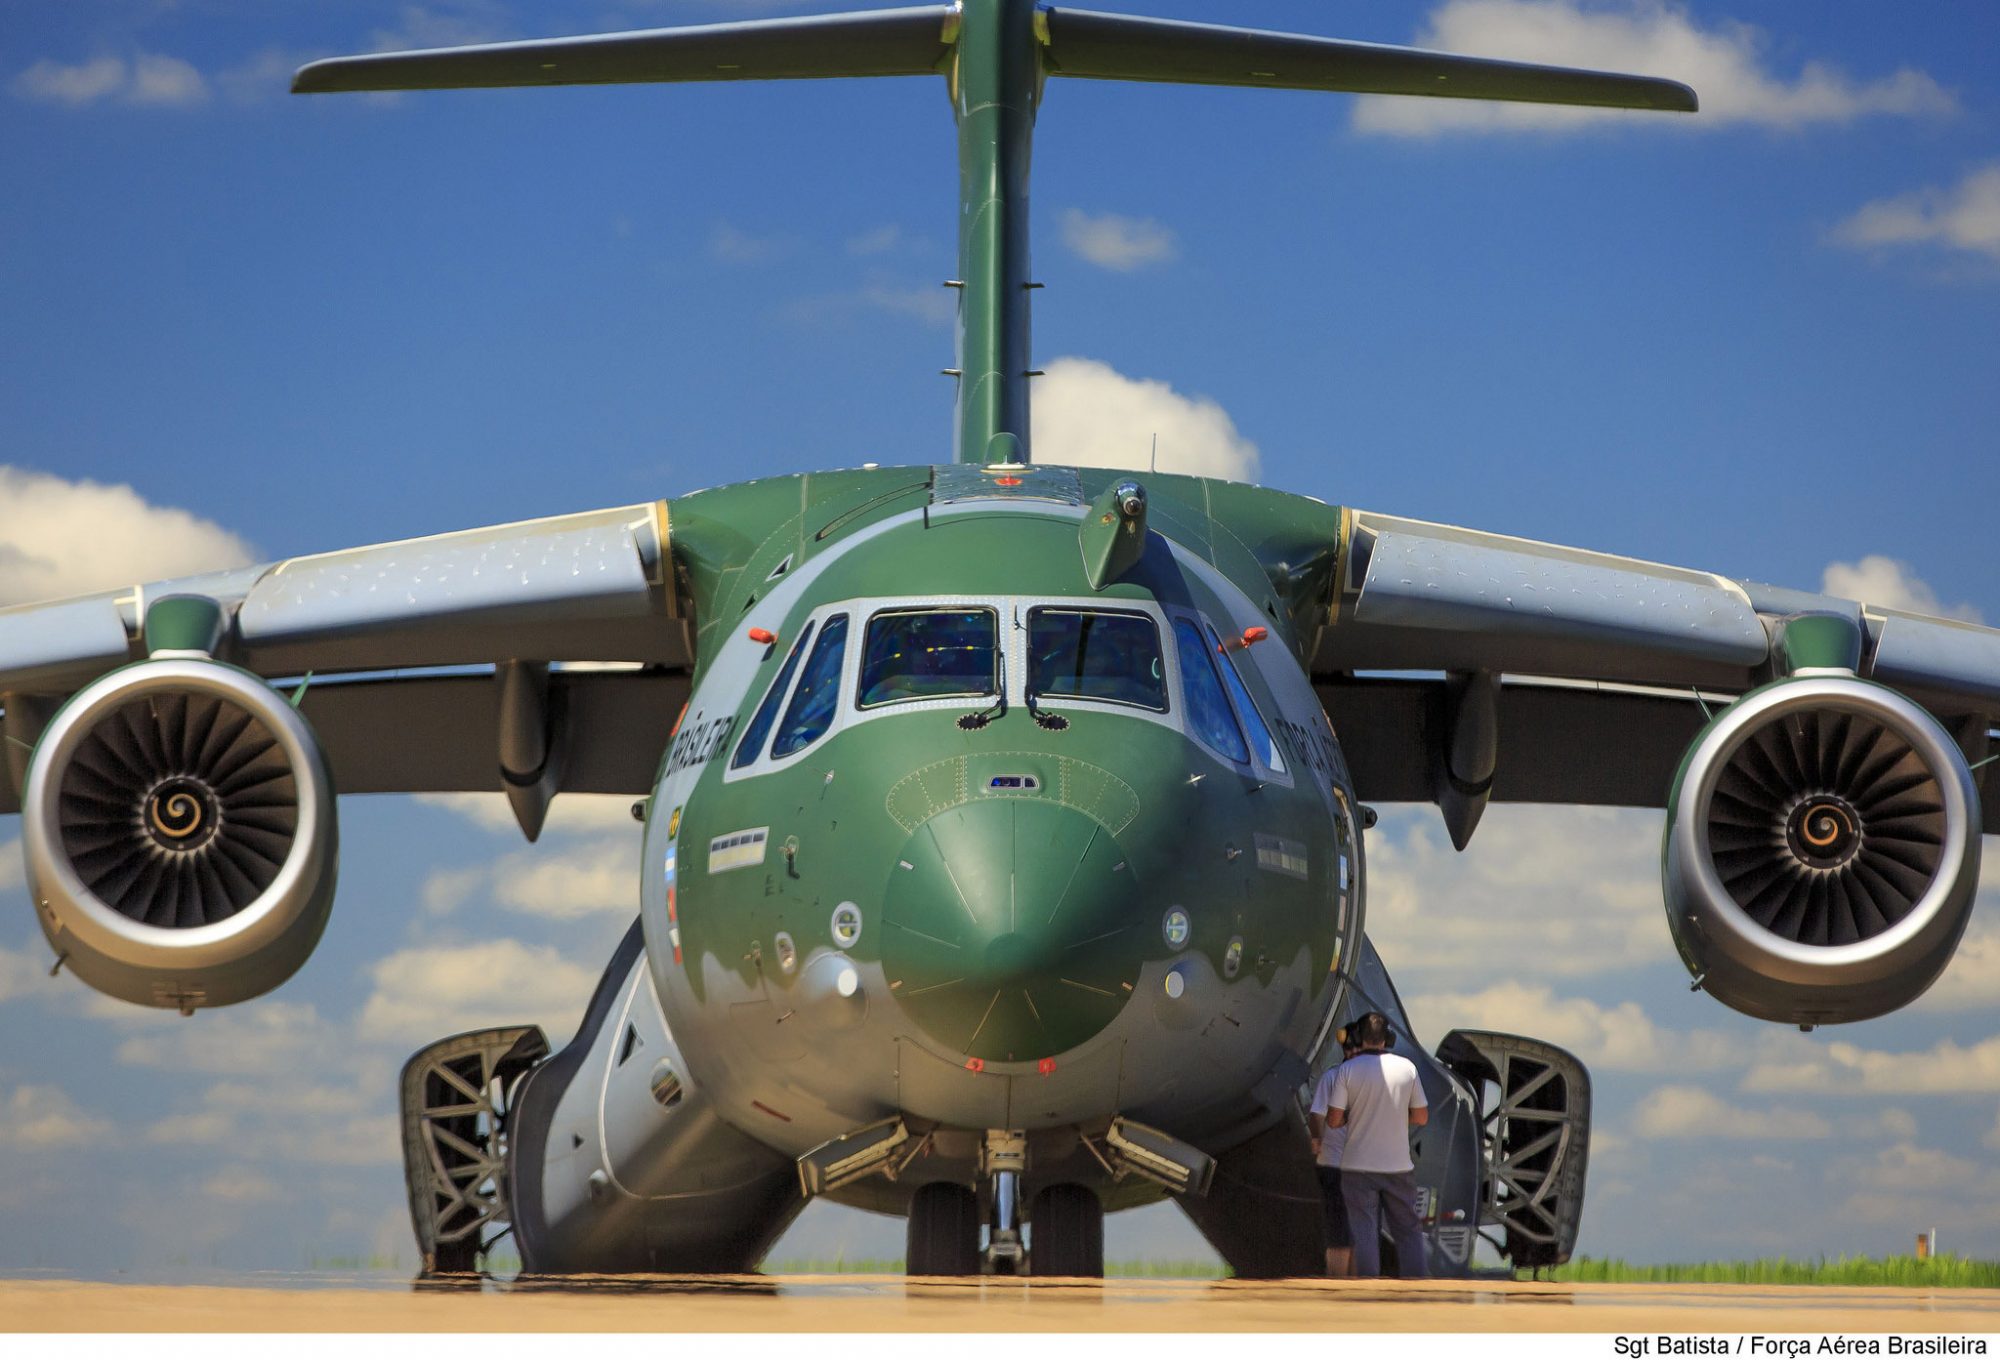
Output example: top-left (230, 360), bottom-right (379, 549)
top-left (294, 1), bottom-right (1695, 465)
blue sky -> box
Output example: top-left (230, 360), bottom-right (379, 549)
top-left (2, 1), bottom-right (1999, 1275)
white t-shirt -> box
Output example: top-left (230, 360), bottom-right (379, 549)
top-left (1307, 1066), bottom-right (1349, 1167)
top-left (1326, 1051), bottom-right (1428, 1174)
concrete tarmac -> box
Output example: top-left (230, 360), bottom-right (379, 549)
top-left (4, 1276), bottom-right (1999, 1332)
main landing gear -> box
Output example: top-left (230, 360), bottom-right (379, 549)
top-left (902, 1130), bottom-right (1106, 1278)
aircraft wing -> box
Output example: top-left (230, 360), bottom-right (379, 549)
top-left (0, 502), bottom-right (691, 825)
top-left (1309, 509), bottom-right (2000, 837)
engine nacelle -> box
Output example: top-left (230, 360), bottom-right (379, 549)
top-left (21, 659), bottom-right (338, 1012)
top-left (1663, 675), bottom-right (1980, 1025)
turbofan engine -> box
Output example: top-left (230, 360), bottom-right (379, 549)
top-left (21, 659), bottom-right (338, 1012)
top-left (1663, 674), bottom-right (1980, 1025)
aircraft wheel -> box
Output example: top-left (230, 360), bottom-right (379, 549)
top-left (906, 1182), bottom-right (981, 1276)
top-left (1028, 1183), bottom-right (1104, 1278)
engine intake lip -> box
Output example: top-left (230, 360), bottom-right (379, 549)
top-left (1676, 674), bottom-right (1978, 990)
top-left (24, 658), bottom-right (333, 971)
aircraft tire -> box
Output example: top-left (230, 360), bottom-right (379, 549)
top-left (1028, 1183), bottom-right (1104, 1278)
top-left (906, 1182), bottom-right (981, 1276)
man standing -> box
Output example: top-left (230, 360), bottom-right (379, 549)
top-left (1307, 1029), bottom-right (1364, 1277)
top-left (1324, 1011), bottom-right (1429, 1279)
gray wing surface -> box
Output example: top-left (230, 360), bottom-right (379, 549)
top-left (0, 502), bottom-right (691, 815)
top-left (1314, 510), bottom-right (2000, 832)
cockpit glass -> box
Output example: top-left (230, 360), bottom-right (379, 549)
top-left (1207, 624), bottom-right (1288, 774)
top-left (1172, 618), bottom-right (1250, 765)
top-left (732, 622), bottom-right (814, 769)
top-left (772, 614), bottom-right (849, 757)
top-left (1027, 609), bottom-right (1167, 711)
top-left (858, 608), bottom-right (997, 707)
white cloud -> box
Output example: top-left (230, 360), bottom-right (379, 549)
top-left (858, 283), bottom-right (954, 326)
top-left (709, 220), bottom-right (793, 264)
top-left (128, 54), bottom-right (208, 107)
top-left (114, 1001), bottom-right (328, 1076)
top-left (358, 940), bottom-right (599, 1045)
top-left (202, 1168), bottom-right (281, 1204)
top-left (1060, 209), bottom-right (1178, 271)
top-left (1405, 980), bottom-right (1731, 1071)
top-left (12, 56), bottom-right (125, 106)
top-left (1831, 164), bottom-right (2000, 265)
top-left (216, 50), bottom-right (309, 105)
top-left (492, 839), bottom-right (638, 920)
top-left (0, 940), bottom-right (45, 1006)
top-left (149, 1079), bottom-right (399, 1167)
top-left (1366, 805), bottom-right (1666, 984)
top-left (1878, 1107), bottom-right (1919, 1142)
top-left (1031, 358), bottom-right (1260, 482)
top-left (1918, 918), bottom-right (2000, 1012)
top-left (1744, 1034), bottom-right (2000, 1096)
top-left (0, 467), bottom-right (255, 607)
top-left (413, 796), bottom-right (640, 918)
top-left (0, 837), bottom-right (22, 893)
top-left (370, 3), bottom-right (514, 54)
top-left (11, 54), bottom-right (209, 109)
top-left (1353, 0), bottom-right (1954, 137)
top-left (1986, 1106), bottom-right (2000, 1153)
top-left (782, 280), bottom-right (956, 329)
top-left (1633, 1084), bottom-right (1830, 1139)
top-left (0, 1084), bottom-right (113, 1149)
top-left (846, 225), bottom-right (904, 256)
top-left (1821, 555), bottom-right (1982, 623)
top-left (148, 1108), bottom-right (235, 1146)
top-left (416, 792), bottom-right (640, 838)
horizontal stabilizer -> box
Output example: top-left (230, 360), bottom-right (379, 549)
top-left (1042, 8), bottom-right (1696, 112)
top-left (292, 6), bottom-right (953, 94)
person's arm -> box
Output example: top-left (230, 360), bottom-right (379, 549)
top-left (1409, 1063), bottom-right (1430, 1127)
top-left (1308, 1073), bottom-right (1332, 1154)
top-left (1325, 1064), bottom-right (1350, 1130)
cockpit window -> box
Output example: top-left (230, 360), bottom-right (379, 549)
top-left (1028, 609), bottom-right (1167, 711)
top-left (772, 614), bottom-right (850, 757)
top-left (858, 608), bottom-right (997, 707)
top-left (1172, 618), bottom-right (1250, 765)
top-left (1207, 624), bottom-right (1288, 774)
top-left (732, 622), bottom-right (815, 769)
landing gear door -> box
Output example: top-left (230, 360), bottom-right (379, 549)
top-left (1435, 1029), bottom-right (1591, 1269)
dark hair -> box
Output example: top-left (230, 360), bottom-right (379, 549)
top-left (1356, 1012), bottom-right (1393, 1049)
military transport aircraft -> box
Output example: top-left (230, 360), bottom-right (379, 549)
top-left (2, 0), bottom-right (1994, 1281)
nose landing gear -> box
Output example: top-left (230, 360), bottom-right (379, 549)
top-left (983, 1130), bottom-right (1028, 1273)
top-left (903, 1130), bottom-right (1109, 1278)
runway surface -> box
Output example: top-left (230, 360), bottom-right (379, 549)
top-left (5, 1275), bottom-right (2000, 1332)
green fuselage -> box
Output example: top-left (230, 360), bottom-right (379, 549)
top-left (638, 466), bottom-right (1364, 1158)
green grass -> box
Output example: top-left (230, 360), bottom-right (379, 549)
top-left (1528, 1254), bottom-right (2000, 1289)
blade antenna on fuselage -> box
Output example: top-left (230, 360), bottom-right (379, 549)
top-left (292, 1), bottom-right (1696, 467)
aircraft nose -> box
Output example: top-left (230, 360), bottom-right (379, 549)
top-left (882, 799), bottom-right (1142, 1063)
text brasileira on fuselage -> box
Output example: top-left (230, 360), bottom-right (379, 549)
top-left (4, 1), bottom-right (1993, 1280)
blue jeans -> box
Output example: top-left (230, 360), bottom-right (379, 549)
top-left (1341, 1169), bottom-right (1428, 1278)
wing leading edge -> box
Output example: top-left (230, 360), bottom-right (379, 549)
top-left (1309, 509), bottom-right (2000, 836)
top-left (0, 502), bottom-right (690, 818)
